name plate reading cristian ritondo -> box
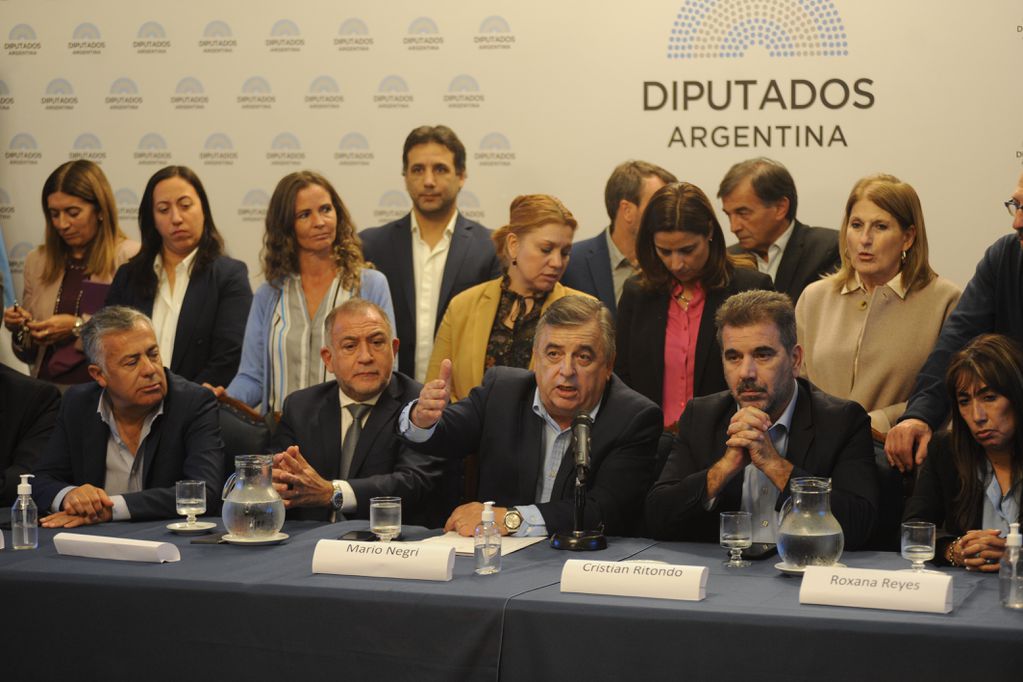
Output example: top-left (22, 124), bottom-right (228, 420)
top-left (800, 566), bottom-right (952, 614)
top-left (312, 539), bottom-right (454, 581)
top-left (561, 560), bottom-right (708, 601)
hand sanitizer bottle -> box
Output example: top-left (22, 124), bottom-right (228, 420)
top-left (1000, 522), bottom-right (1023, 609)
top-left (12, 474), bottom-right (38, 550)
top-left (474, 501), bottom-right (501, 575)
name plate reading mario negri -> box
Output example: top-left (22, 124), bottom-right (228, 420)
top-left (561, 559), bottom-right (708, 601)
top-left (800, 566), bottom-right (952, 614)
top-left (312, 539), bottom-right (454, 581)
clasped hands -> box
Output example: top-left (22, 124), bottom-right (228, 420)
top-left (272, 446), bottom-right (332, 509)
top-left (708, 407), bottom-right (793, 498)
top-left (3, 307), bottom-right (79, 346)
top-left (40, 484), bottom-right (114, 528)
top-left (952, 529), bottom-right (1007, 572)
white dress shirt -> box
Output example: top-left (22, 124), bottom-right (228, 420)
top-left (753, 220), bottom-right (795, 283)
top-left (151, 249), bottom-right (197, 365)
top-left (410, 212), bottom-right (457, 383)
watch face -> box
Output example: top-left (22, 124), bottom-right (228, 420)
top-left (331, 489), bottom-right (344, 510)
top-left (504, 510), bottom-right (522, 530)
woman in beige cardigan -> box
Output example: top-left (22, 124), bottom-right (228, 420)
top-left (427, 194), bottom-right (588, 401)
top-left (796, 174), bottom-right (960, 436)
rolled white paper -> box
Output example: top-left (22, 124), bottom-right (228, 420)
top-left (312, 539), bottom-right (454, 581)
top-left (560, 559), bottom-right (708, 601)
top-left (53, 532), bottom-right (180, 563)
top-left (800, 566), bottom-right (953, 614)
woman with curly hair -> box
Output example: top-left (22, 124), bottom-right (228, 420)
top-left (221, 171), bottom-right (394, 415)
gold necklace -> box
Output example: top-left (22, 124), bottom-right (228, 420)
top-left (675, 287), bottom-right (690, 311)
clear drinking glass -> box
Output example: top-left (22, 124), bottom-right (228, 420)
top-left (901, 521), bottom-right (936, 572)
top-left (720, 511), bottom-right (752, 568)
top-left (370, 496), bottom-right (401, 542)
top-left (175, 480), bottom-right (206, 527)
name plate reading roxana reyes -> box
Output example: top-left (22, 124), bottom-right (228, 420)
top-left (800, 566), bottom-right (952, 614)
top-left (561, 559), bottom-right (708, 601)
top-left (311, 539), bottom-right (454, 581)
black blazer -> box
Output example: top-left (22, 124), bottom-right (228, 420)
top-left (645, 378), bottom-right (878, 549)
top-left (271, 372), bottom-right (444, 524)
top-left (615, 267), bottom-right (773, 412)
top-left (402, 367), bottom-right (662, 536)
top-left (106, 255), bottom-right (252, 387)
top-left (32, 371), bottom-right (226, 520)
top-left (560, 231), bottom-right (618, 317)
top-left (360, 213), bottom-right (501, 378)
top-left (0, 364), bottom-right (60, 505)
top-left (727, 220), bottom-right (840, 304)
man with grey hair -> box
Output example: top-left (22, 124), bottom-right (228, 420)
top-left (33, 306), bottom-right (224, 526)
top-left (718, 157), bottom-right (839, 303)
top-left (400, 295), bottom-right (661, 537)
top-left (646, 290), bottom-right (878, 549)
top-left (561, 160), bottom-right (677, 317)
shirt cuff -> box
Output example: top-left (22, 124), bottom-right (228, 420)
top-left (52, 486), bottom-right (75, 513)
top-left (703, 496), bottom-right (718, 511)
top-left (398, 401), bottom-right (437, 442)
top-left (110, 495), bottom-right (130, 521)
top-left (339, 480), bottom-right (357, 513)
top-left (514, 505), bottom-right (548, 537)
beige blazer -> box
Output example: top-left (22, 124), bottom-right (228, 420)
top-left (426, 278), bottom-right (591, 402)
top-left (15, 239), bottom-right (140, 375)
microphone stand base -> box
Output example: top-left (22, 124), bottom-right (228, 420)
top-left (550, 531), bottom-right (607, 551)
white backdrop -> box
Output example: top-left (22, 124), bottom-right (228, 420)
top-left (1, 0), bottom-right (1022, 299)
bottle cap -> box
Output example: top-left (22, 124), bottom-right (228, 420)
top-left (1008, 522), bottom-right (1021, 548)
top-left (17, 473), bottom-right (33, 496)
top-left (481, 500), bottom-right (495, 523)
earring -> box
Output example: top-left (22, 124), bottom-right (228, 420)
top-left (511, 258), bottom-right (517, 266)
top-left (901, 250), bottom-right (907, 263)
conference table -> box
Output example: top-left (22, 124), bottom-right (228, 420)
top-left (1, 519), bottom-right (1020, 681)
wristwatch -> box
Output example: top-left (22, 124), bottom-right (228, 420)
top-left (71, 316), bottom-right (84, 338)
top-left (330, 480), bottom-right (344, 511)
top-left (503, 507), bottom-right (523, 532)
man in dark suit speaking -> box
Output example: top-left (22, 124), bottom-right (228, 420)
top-left (719, 157), bottom-right (839, 303)
top-left (271, 299), bottom-right (443, 524)
top-left (33, 306), bottom-right (224, 526)
top-left (401, 296), bottom-right (661, 538)
top-left (645, 290), bottom-right (878, 549)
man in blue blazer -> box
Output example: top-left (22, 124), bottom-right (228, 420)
top-left (360, 125), bottom-right (501, 382)
top-left (561, 161), bottom-right (677, 318)
top-left (33, 307), bottom-right (224, 526)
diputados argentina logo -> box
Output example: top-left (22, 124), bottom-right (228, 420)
top-left (68, 23), bottom-right (105, 55)
top-left (107, 78), bottom-right (142, 110)
top-left (306, 76), bottom-right (344, 110)
top-left (134, 21), bottom-right (170, 54)
top-left (6, 133), bottom-right (41, 165)
top-left (0, 81), bottom-right (13, 111)
top-left (135, 133), bottom-right (171, 166)
top-left (41, 79), bottom-right (77, 111)
top-left (201, 134), bottom-right (238, 166)
top-left (336, 18), bottom-right (373, 52)
top-left (266, 20), bottom-right (304, 53)
top-left (445, 75), bottom-right (484, 109)
top-left (649, 0), bottom-right (874, 150)
top-left (335, 133), bottom-right (373, 166)
top-left (171, 77), bottom-right (208, 110)
top-left (200, 21), bottom-right (236, 54)
top-left (405, 17), bottom-right (442, 51)
top-left (6, 24), bottom-right (40, 56)
top-left (475, 16), bottom-right (515, 50)
top-left (70, 133), bottom-right (106, 163)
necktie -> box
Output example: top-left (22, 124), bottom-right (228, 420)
top-left (340, 403), bottom-right (371, 479)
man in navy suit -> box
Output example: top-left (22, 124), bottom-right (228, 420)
top-left (360, 125), bottom-right (501, 382)
top-left (270, 299), bottom-right (444, 525)
top-left (561, 160), bottom-right (676, 318)
top-left (33, 306), bottom-right (224, 526)
top-left (719, 157), bottom-right (840, 304)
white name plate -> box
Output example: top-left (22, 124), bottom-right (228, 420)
top-left (53, 532), bottom-right (180, 563)
top-left (561, 559), bottom-right (708, 601)
top-left (800, 566), bottom-right (952, 614)
top-left (312, 539), bottom-right (454, 581)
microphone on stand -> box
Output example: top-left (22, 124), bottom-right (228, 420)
top-left (551, 412), bottom-right (607, 551)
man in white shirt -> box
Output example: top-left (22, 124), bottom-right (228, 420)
top-left (360, 125), bottom-right (501, 383)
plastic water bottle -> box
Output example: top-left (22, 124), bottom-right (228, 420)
top-left (999, 522), bottom-right (1023, 609)
top-left (11, 474), bottom-right (38, 550)
top-left (474, 501), bottom-right (501, 575)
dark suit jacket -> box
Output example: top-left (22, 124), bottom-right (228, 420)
top-left (32, 372), bottom-right (225, 520)
top-left (614, 268), bottom-right (773, 412)
top-left (402, 367), bottom-right (662, 536)
top-left (360, 213), bottom-right (501, 378)
top-left (106, 255), bottom-right (252, 387)
top-left (271, 372), bottom-right (444, 524)
top-left (727, 220), bottom-right (839, 304)
top-left (0, 364), bottom-right (60, 505)
top-left (560, 231), bottom-right (618, 317)
top-left (645, 378), bottom-right (878, 549)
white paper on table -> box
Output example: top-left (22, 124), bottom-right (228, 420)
top-left (53, 532), bottom-right (180, 563)
top-left (312, 539), bottom-right (454, 581)
top-left (560, 559), bottom-right (708, 601)
top-left (419, 531), bottom-right (546, 556)
top-left (800, 566), bottom-right (953, 614)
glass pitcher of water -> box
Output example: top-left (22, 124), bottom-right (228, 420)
top-left (221, 455), bottom-right (285, 539)
top-left (777, 477), bottom-right (844, 568)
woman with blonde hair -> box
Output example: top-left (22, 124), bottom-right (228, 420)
top-left (427, 194), bottom-right (587, 401)
top-left (3, 160), bottom-right (138, 386)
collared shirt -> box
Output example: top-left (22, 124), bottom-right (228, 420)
top-left (753, 220), bottom-right (795, 283)
top-left (662, 281), bottom-right (705, 427)
top-left (979, 461), bottom-right (1022, 536)
top-left (605, 227), bottom-right (637, 305)
top-left (51, 391), bottom-right (165, 520)
top-left (333, 386), bottom-right (382, 514)
top-left (410, 211), bottom-right (457, 383)
top-left (151, 249), bottom-right (198, 365)
top-left (739, 382), bottom-right (798, 542)
top-left (839, 270), bottom-right (908, 299)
